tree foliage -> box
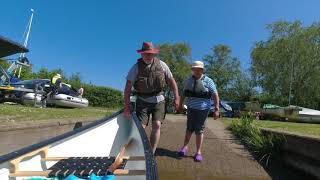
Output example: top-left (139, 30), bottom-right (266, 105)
top-left (251, 21), bottom-right (320, 109)
top-left (157, 42), bottom-right (192, 92)
top-left (203, 44), bottom-right (254, 101)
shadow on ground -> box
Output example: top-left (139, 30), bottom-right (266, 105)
top-left (154, 148), bottom-right (182, 160)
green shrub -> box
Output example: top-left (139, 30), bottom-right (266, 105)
top-left (83, 84), bottom-right (123, 108)
top-left (229, 116), bottom-right (282, 166)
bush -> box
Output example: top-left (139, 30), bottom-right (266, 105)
top-left (229, 116), bottom-right (282, 166)
top-left (83, 84), bottom-right (123, 108)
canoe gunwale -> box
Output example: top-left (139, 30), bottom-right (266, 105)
top-left (132, 112), bottom-right (159, 180)
top-left (0, 109), bottom-right (123, 163)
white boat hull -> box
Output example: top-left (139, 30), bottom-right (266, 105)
top-left (49, 94), bottom-right (89, 108)
top-left (261, 106), bottom-right (320, 123)
top-left (22, 92), bottom-right (42, 105)
top-left (22, 93), bottom-right (89, 108)
top-left (288, 106), bottom-right (320, 123)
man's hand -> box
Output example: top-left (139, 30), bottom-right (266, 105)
top-left (173, 96), bottom-right (180, 111)
top-left (124, 108), bottom-right (131, 119)
top-left (124, 80), bottom-right (132, 119)
top-left (167, 78), bottom-right (180, 112)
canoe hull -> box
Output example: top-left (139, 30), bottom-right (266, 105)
top-left (0, 110), bottom-right (158, 180)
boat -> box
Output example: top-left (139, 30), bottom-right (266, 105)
top-left (0, 35), bottom-right (29, 60)
top-left (47, 94), bottom-right (89, 108)
top-left (0, 35), bottom-right (29, 87)
top-left (0, 9), bottom-right (34, 85)
top-left (21, 92), bottom-right (43, 105)
top-left (2, 79), bottom-right (89, 108)
top-left (22, 92), bottom-right (89, 108)
top-left (286, 106), bottom-right (320, 124)
top-left (258, 104), bottom-right (320, 123)
top-left (0, 110), bottom-right (159, 180)
top-left (258, 104), bottom-right (301, 120)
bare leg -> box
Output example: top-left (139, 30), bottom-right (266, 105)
top-left (196, 133), bottom-right (204, 154)
top-left (182, 131), bottom-right (193, 148)
top-left (150, 120), bottom-right (161, 154)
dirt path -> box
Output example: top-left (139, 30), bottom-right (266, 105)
top-left (146, 114), bottom-right (271, 180)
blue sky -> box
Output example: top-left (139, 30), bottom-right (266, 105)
top-left (1, 0), bottom-right (320, 90)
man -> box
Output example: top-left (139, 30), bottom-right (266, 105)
top-left (51, 74), bottom-right (84, 97)
top-left (51, 73), bottom-right (62, 88)
top-left (124, 42), bottom-right (180, 154)
top-left (40, 73), bottom-right (63, 107)
top-left (178, 61), bottom-right (220, 162)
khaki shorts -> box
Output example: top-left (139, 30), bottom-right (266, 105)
top-left (135, 98), bottom-right (166, 126)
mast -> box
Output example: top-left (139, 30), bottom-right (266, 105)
top-left (17, 9), bottom-right (34, 78)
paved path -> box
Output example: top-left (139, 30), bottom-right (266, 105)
top-left (147, 114), bottom-right (271, 180)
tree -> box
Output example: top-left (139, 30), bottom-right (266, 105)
top-left (36, 67), bottom-right (66, 81)
top-left (226, 72), bottom-right (256, 101)
top-left (0, 59), bottom-right (10, 69)
top-left (0, 59), bottom-right (35, 80)
top-left (68, 72), bottom-right (82, 89)
top-left (203, 44), bottom-right (245, 100)
top-left (157, 42), bottom-right (192, 91)
top-left (36, 67), bottom-right (51, 79)
top-left (156, 43), bottom-right (191, 112)
top-left (19, 65), bottom-right (36, 80)
top-left (251, 21), bottom-right (320, 109)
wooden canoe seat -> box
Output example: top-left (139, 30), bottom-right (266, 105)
top-left (42, 156), bottom-right (145, 162)
top-left (10, 156), bottom-right (146, 177)
top-left (10, 169), bottom-right (146, 177)
top-left (9, 139), bottom-right (146, 178)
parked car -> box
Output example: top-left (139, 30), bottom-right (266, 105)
top-left (182, 100), bottom-right (233, 117)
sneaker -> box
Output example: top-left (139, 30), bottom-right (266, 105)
top-left (178, 147), bottom-right (188, 156)
top-left (194, 153), bottom-right (203, 162)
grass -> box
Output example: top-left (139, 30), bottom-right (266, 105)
top-left (222, 118), bottom-right (320, 137)
top-left (0, 104), bottom-right (117, 121)
top-left (227, 116), bottom-right (282, 166)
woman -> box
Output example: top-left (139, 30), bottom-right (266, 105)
top-left (178, 61), bottom-right (220, 162)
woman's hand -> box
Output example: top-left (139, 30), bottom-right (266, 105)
top-left (213, 107), bottom-right (220, 120)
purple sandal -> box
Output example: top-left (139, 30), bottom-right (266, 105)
top-left (194, 153), bottom-right (203, 162)
top-left (178, 147), bottom-right (188, 156)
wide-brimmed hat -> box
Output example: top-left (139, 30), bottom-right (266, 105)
top-left (137, 42), bottom-right (160, 54)
top-left (191, 61), bottom-right (204, 69)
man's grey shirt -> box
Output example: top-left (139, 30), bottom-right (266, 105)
top-left (126, 59), bottom-right (173, 103)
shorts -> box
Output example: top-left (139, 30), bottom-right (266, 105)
top-left (135, 98), bottom-right (166, 126)
top-left (186, 108), bottom-right (210, 134)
